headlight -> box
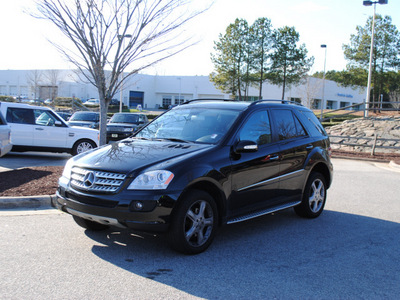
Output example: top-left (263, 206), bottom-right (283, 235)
top-left (62, 158), bottom-right (74, 179)
top-left (127, 170), bottom-right (174, 190)
top-left (123, 128), bottom-right (134, 132)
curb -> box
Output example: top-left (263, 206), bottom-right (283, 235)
top-left (0, 194), bottom-right (56, 209)
top-left (389, 160), bottom-right (400, 170)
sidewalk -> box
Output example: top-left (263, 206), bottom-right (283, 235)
top-left (1, 159), bottom-right (400, 210)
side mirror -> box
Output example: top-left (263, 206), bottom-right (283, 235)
top-left (234, 140), bottom-right (258, 153)
top-left (55, 121), bottom-right (63, 127)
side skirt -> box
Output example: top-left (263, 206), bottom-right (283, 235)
top-left (227, 201), bottom-right (301, 224)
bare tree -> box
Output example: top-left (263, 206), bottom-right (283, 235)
top-left (43, 69), bottom-right (64, 101)
top-left (298, 76), bottom-right (322, 109)
top-left (26, 70), bottom-right (43, 100)
top-left (32, 0), bottom-right (210, 145)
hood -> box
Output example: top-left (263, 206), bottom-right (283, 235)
top-left (73, 139), bottom-right (213, 175)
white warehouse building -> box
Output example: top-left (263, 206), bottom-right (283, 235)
top-left (0, 69), bottom-right (365, 110)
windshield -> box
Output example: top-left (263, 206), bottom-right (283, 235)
top-left (135, 107), bottom-right (240, 144)
top-left (70, 112), bottom-right (98, 122)
top-left (110, 114), bottom-right (139, 124)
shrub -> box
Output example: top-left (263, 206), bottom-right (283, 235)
top-left (0, 96), bottom-right (17, 102)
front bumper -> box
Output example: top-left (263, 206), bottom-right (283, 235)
top-left (54, 178), bottom-right (180, 233)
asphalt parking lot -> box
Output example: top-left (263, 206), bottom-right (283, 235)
top-left (0, 155), bottom-right (399, 298)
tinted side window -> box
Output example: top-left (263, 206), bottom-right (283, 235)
top-left (6, 108), bottom-right (35, 125)
top-left (302, 111), bottom-right (327, 137)
top-left (271, 109), bottom-right (307, 140)
top-left (239, 110), bottom-right (271, 145)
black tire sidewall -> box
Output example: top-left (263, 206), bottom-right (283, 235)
top-left (295, 172), bottom-right (326, 218)
top-left (169, 190), bottom-right (218, 255)
top-left (72, 139), bottom-right (95, 156)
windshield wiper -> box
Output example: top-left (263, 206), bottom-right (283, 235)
top-left (155, 138), bottom-right (190, 143)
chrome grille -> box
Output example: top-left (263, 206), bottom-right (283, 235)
top-left (71, 167), bottom-right (127, 193)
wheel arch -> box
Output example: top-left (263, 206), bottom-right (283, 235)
top-left (174, 180), bottom-right (227, 227)
top-left (309, 162), bottom-right (332, 189)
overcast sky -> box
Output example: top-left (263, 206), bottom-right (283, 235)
top-left (0, 0), bottom-right (399, 76)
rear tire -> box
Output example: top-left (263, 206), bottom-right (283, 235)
top-left (294, 172), bottom-right (326, 218)
top-left (169, 190), bottom-right (218, 254)
top-left (72, 215), bottom-right (109, 231)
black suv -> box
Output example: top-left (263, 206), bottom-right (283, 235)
top-left (54, 100), bottom-right (333, 254)
top-left (107, 113), bottom-right (149, 142)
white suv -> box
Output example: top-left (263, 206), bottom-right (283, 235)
top-left (0, 102), bottom-right (99, 155)
top-left (0, 111), bottom-right (12, 157)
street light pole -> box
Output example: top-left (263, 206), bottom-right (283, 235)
top-left (118, 34), bottom-right (132, 113)
top-left (320, 44), bottom-right (327, 121)
top-left (363, 0), bottom-right (388, 117)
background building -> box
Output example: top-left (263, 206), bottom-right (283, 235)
top-left (0, 69), bottom-right (365, 110)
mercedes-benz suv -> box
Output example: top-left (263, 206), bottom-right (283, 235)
top-left (54, 99), bottom-right (333, 254)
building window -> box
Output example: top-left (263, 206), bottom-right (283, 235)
top-left (175, 96), bottom-right (185, 105)
top-left (289, 97), bottom-right (301, 104)
top-left (162, 96), bottom-right (172, 108)
top-left (340, 102), bottom-right (350, 109)
top-left (327, 100), bottom-right (334, 109)
top-left (312, 99), bottom-right (321, 109)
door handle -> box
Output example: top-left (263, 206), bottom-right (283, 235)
top-left (35, 127), bottom-right (44, 131)
top-left (262, 154), bottom-right (280, 162)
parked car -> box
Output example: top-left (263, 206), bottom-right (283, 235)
top-left (84, 99), bottom-right (100, 106)
top-left (54, 99), bottom-right (333, 254)
top-left (0, 111), bottom-right (12, 157)
top-left (68, 111), bottom-right (100, 129)
top-left (56, 111), bottom-right (72, 121)
top-left (109, 99), bottom-right (120, 106)
top-left (0, 102), bottom-right (99, 155)
top-left (107, 113), bottom-right (148, 142)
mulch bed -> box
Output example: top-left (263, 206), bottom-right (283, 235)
top-left (0, 166), bottom-right (64, 197)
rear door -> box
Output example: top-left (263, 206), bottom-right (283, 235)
top-left (270, 108), bottom-right (312, 203)
top-left (5, 107), bottom-right (34, 146)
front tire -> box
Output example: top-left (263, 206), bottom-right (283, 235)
top-left (72, 139), bottom-right (96, 155)
top-left (294, 172), bottom-right (327, 218)
top-left (169, 190), bottom-right (218, 254)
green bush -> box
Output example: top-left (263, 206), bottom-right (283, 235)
top-left (54, 97), bottom-right (82, 106)
top-left (108, 105), bottom-right (129, 113)
top-left (0, 96), bottom-right (17, 102)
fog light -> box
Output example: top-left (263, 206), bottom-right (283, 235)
top-left (134, 201), bottom-right (144, 210)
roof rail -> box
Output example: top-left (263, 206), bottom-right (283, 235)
top-left (249, 99), bottom-right (303, 106)
top-left (182, 98), bottom-right (236, 104)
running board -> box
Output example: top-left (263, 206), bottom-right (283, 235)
top-left (227, 201), bottom-right (301, 224)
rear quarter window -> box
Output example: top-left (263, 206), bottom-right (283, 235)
top-left (299, 110), bottom-right (327, 137)
top-left (271, 109), bottom-right (307, 140)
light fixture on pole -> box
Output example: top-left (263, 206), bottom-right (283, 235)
top-left (362, 0), bottom-right (388, 117)
top-left (320, 44), bottom-right (327, 121)
top-left (118, 34), bottom-right (132, 113)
